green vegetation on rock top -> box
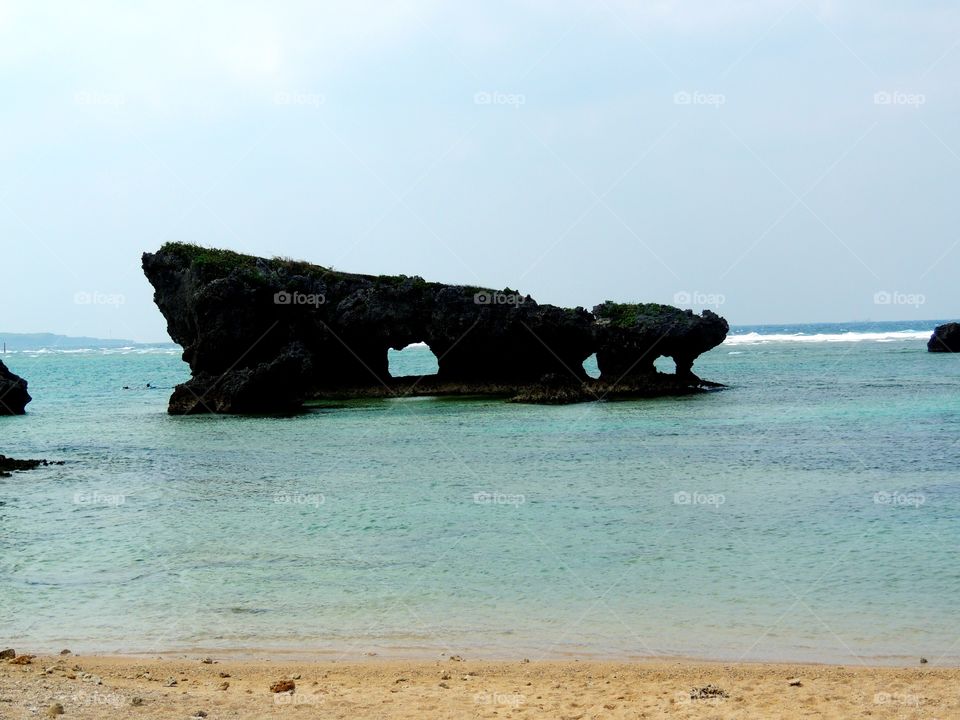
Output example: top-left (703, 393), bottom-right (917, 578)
top-left (159, 242), bottom-right (334, 278)
top-left (594, 301), bottom-right (677, 328)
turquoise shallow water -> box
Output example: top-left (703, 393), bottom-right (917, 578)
top-left (1, 322), bottom-right (958, 664)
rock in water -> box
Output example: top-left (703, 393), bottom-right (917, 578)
top-left (592, 302), bottom-right (729, 383)
top-left (0, 359), bottom-right (31, 414)
top-left (928, 322), bottom-right (960, 352)
top-left (142, 243), bottom-right (729, 413)
top-left (0, 455), bottom-right (64, 478)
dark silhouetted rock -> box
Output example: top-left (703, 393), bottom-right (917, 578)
top-left (0, 455), bottom-right (65, 478)
top-left (0, 359), bottom-right (31, 414)
top-left (593, 302), bottom-right (729, 383)
top-left (142, 243), bottom-right (729, 413)
top-left (928, 322), bottom-right (960, 352)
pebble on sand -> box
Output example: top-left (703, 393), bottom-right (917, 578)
top-left (47, 703), bottom-right (64, 717)
top-left (270, 679), bottom-right (295, 693)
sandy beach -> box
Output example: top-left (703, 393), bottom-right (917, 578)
top-left (0, 652), bottom-right (954, 719)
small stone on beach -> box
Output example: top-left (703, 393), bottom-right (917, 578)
top-left (270, 679), bottom-right (295, 693)
top-left (131, 697), bottom-right (144, 706)
top-left (47, 703), bottom-right (64, 717)
top-left (788, 678), bottom-right (802, 686)
top-left (0, 649), bottom-right (15, 660)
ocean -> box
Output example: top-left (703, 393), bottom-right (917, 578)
top-left (1, 321), bottom-right (957, 665)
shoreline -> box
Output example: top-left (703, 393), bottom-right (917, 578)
top-left (2, 652), bottom-right (956, 719)
top-left (20, 647), bottom-right (950, 669)
top-left (8, 639), bottom-right (950, 669)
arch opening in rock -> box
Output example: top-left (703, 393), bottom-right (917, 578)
top-left (582, 353), bottom-right (600, 379)
top-left (653, 356), bottom-right (673, 374)
top-left (387, 342), bottom-right (440, 379)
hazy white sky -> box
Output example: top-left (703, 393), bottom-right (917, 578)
top-left (1, 0), bottom-right (958, 341)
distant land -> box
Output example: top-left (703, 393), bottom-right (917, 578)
top-left (0, 333), bottom-right (139, 351)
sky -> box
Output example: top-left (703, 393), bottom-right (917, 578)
top-left (1, 0), bottom-right (958, 342)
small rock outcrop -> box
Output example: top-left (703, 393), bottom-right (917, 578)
top-left (0, 455), bottom-right (64, 477)
top-left (142, 244), bottom-right (729, 413)
top-left (0, 359), bottom-right (31, 414)
top-left (928, 322), bottom-right (960, 352)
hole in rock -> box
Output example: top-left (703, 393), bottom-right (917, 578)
top-left (582, 353), bottom-right (600, 379)
top-left (388, 343), bottom-right (439, 378)
top-left (654, 356), bottom-right (673, 374)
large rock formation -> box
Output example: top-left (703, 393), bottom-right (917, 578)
top-left (142, 244), bottom-right (729, 414)
top-left (0, 359), bottom-right (31, 415)
top-left (928, 323), bottom-right (960, 352)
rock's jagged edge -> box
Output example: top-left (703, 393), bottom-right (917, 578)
top-left (142, 243), bottom-right (730, 414)
top-left (928, 322), bottom-right (960, 352)
top-left (0, 359), bottom-right (32, 415)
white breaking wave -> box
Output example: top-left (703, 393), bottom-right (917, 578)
top-left (724, 330), bottom-right (932, 346)
top-left (6, 346), bottom-right (179, 355)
